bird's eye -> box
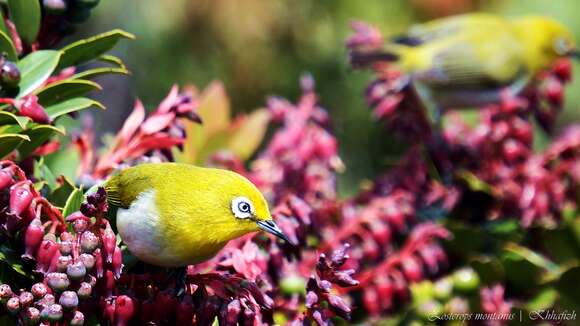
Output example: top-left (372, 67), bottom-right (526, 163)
top-left (554, 38), bottom-right (571, 55)
top-left (231, 196), bottom-right (254, 219)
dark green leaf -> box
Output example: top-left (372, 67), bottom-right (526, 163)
top-left (0, 10), bottom-right (8, 36)
top-left (49, 175), bottom-right (77, 207)
top-left (99, 54), bottom-right (127, 69)
top-left (0, 244), bottom-right (33, 278)
top-left (469, 255), bottom-right (505, 285)
top-left (72, 67), bottom-right (129, 80)
top-left (0, 30), bottom-right (18, 61)
top-left (34, 157), bottom-right (58, 190)
top-left (45, 97), bottom-right (105, 120)
top-left (0, 110), bottom-right (28, 128)
top-left (7, 0), bottom-right (41, 45)
top-left (555, 266), bottom-right (580, 310)
top-left (62, 187), bottom-right (84, 219)
top-left (58, 29), bottom-right (135, 69)
top-left (16, 50), bottom-right (62, 98)
top-left (0, 133), bottom-right (29, 158)
top-left (36, 79), bottom-right (102, 106)
top-left (18, 124), bottom-right (65, 158)
top-left (526, 288), bottom-right (558, 311)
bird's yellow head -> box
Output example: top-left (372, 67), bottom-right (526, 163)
top-left (511, 16), bottom-right (579, 70)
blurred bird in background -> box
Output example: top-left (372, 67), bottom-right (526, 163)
top-left (350, 13), bottom-right (579, 122)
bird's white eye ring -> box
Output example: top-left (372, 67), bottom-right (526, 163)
top-left (231, 196), bottom-right (254, 219)
top-left (554, 38), bottom-right (570, 55)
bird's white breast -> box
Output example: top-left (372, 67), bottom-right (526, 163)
top-left (116, 190), bottom-right (170, 265)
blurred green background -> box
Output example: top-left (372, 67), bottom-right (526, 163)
top-left (77, 0), bottom-right (580, 195)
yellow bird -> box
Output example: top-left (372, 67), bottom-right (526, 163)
top-left (351, 13), bottom-right (579, 110)
top-left (104, 163), bottom-right (288, 267)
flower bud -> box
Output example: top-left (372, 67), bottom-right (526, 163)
top-left (305, 291), bottom-right (318, 308)
top-left (0, 169), bottom-right (14, 190)
top-left (452, 268), bottom-right (480, 293)
top-left (112, 246), bottom-right (123, 278)
top-left (242, 307), bottom-right (256, 326)
top-left (104, 271), bottom-right (115, 297)
top-left (42, 0), bottom-right (67, 14)
top-left (401, 256), bottom-right (423, 282)
top-left (176, 296), bottom-right (195, 326)
top-left (363, 286), bottom-right (380, 316)
top-left (115, 295), bottom-right (135, 326)
top-left (23, 218), bottom-right (45, 261)
top-left (18, 95), bottom-right (51, 124)
top-left (79, 203), bottom-right (97, 217)
top-left (46, 272), bottom-right (70, 292)
top-left (59, 231), bottom-right (74, 242)
top-left (94, 249), bottom-right (104, 278)
top-left (73, 219), bottom-right (89, 234)
top-left (70, 310), bottom-right (85, 326)
top-left (31, 283), bottom-right (48, 299)
top-left (80, 231), bottom-right (99, 253)
top-left (552, 58), bottom-right (572, 82)
top-left (0, 284), bottom-right (13, 303)
top-left (58, 291), bottom-right (78, 310)
top-left (56, 255), bottom-right (72, 272)
top-left (328, 294), bottom-right (351, 319)
top-left (66, 262), bottom-right (87, 281)
top-left (225, 299), bottom-right (241, 325)
top-left (59, 240), bottom-right (73, 256)
top-left (6, 296), bottom-right (20, 314)
top-left (24, 307), bottom-right (41, 325)
top-left (45, 303), bottom-right (63, 321)
top-left (37, 294), bottom-right (55, 310)
top-left (19, 291), bottom-right (34, 307)
top-left (36, 235), bottom-right (59, 273)
top-left (79, 253), bottom-right (95, 270)
top-left (77, 282), bottom-right (92, 300)
top-left (9, 181), bottom-right (34, 216)
top-left (102, 230), bottom-right (116, 263)
top-left (0, 61), bottom-right (21, 88)
top-left (102, 298), bottom-right (116, 324)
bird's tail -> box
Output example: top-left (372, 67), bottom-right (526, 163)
top-left (349, 50), bottom-right (400, 68)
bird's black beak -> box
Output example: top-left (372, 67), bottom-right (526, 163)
top-left (256, 220), bottom-right (290, 242)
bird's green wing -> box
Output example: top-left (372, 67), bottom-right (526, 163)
top-left (104, 166), bottom-right (155, 208)
top-left (410, 20), bottom-right (527, 89)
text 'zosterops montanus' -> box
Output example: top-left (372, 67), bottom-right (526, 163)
top-left (350, 13), bottom-right (579, 110)
top-left (104, 163), bottom-right (288, 267)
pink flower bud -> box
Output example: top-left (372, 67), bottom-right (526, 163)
top-left (46, 272), bottom-right (70, 293)
top-left (36, 235), bottom-right (59, 274)
top-left (19, 291), bottom-right (34, 307)
top-left (31, 283), bottom-right (48, 299)
top-left (24, 307), bottom-right (41, 325)
top-left (0, 169), bottom-right (14, 190)
top-left (79, 253), bottom-right (95, 270)
top-left (401, 256), bottom-right (423, 282)
top-left (80, 231), bottom-right (99, 253)
top-left (242, 307), bottom-right (256, 326)
top-left (23, 218), bottom-right (45, 261)
top-left (18, 95), bottom-right (51, 124)
top-left (552, 58), bottom-right (572, 82)
top-left (225, 299), bottom-right (241, 325)
top-left (328, 294), bottom-right (351, 319)
top-left (112, 246), bottom-right (123, 279)
top-left (58, 291), bottom-right (78, 310)
top-left (102, 230), bottom-right (116, 263)
top-left (94, 248), bottom-right (104, 278)
top-left (115, 295), bottom-right (135, 326)
top-left (59, 231), bottom-right (74, 242)
top-left (103, 271), bottom-right (115, 297)
top-left (9, 181), bottom-right (34, 216)
top-left (152, 291), bottom-right (176, 324)
top-left (0, 284), bottom-right (13, 303)
top-left (70, 310), bottom-right (85, 326)
top-left (363, 286), bottom-right (380, 316)
top-left (59, 240), bottom-right (73, 256)
top-left (102, 298), bottom-right (116, 324)
top-left (6, 296), bottom-right (21, 314)
top-left (66, 262), bottom-right (87, 281)
top-left (73, 219), bottom-right (89, 233)
top-left (77, 282), bottom-right (92, 300)
top-left (543, 77), bottom-right (564, 106)
top-left (305, 291), bottom-right (318, 308)
top-left (45, 303), bottom-right (63, 321)
top-left (56, 255), bottom-right (72, 273)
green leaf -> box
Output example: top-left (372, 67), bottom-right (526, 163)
top-left (0, 110), bottom-right (28, 128)
top-left (99, 54), bottom-right (127, 69)
top-left (456, 170), bottom-right (493, 194)
top-left (16, 50), bottom-right (62, 98)
top-left (58, 29), bottom-right (135, 69)
top-left (45, 97), bottom-right (105, 120)
top-left (504, 243), bottom-right (561, 279)
top-left (72, 67), bottom-right (129, 80)
top-left (7, 0), bottom-right (41, 45)
top-left (526, 288), bottom-right (558, 311)
top-left (62, 187), bottom-right (84, 219)
top-left (0, 133), bottom-right (29, 158)
top-left (0, 30), bottom-right (18, 61)
top-left (0, 244), bottom-right (33, 278)
top-left (0, 10), bottom-right (8, 36)
top-left (555, 266), bottom-right (580, 310)
top-left (48, 175), bottom-right (77, 207)
top-left (36, 79), bottom-right (102, 106)
top-left (18, 124), bottom-right (65, 158)
top-left (228, 109), bottom-right (271, 160)
top-left (34, 157), bottom-right (58, 190)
